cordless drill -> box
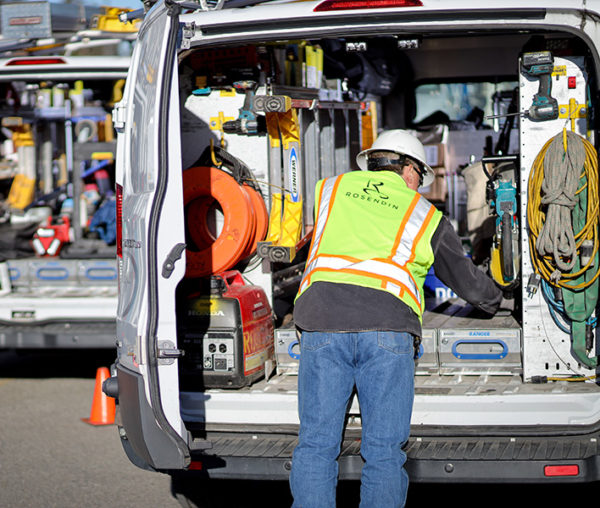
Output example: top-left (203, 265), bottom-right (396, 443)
top-left (521, 51), bottom-right (559, 122)
top-left (223, 80), bottom-right (263, 135)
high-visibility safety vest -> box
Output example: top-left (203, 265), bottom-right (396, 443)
top-left (296, 170), bottom-right (442, 321)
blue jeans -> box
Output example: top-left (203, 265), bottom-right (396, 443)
top-left (289, 330), bottom-right (415, 508)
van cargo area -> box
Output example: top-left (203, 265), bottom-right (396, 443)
top-left (113, 0), bottom-right (600, 484)
top-left (173, 29), bottom-right (600, 423)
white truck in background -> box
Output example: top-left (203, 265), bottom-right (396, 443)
top-left (107, 0), bottom-right (600, 502)
top-left (0, 2), bottom-right (136, 349)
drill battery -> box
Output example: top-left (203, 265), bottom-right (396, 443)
top-left (178, 270), bottom-right (274, 389)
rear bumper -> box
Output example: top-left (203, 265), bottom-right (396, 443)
top-left (186, 431), bottom-right (600, 483)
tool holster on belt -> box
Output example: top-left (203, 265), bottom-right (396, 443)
top-left (413, 335), bottom-right (421, 360)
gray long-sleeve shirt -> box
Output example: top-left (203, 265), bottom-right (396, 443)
top-left (293, 216), bottom-right (503, 336)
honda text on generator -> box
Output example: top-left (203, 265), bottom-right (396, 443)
top-left (109, 0), bottom-right (600, 501)
top-left (0, 2), bottom-right (138, 349)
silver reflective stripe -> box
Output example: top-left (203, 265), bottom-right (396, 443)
top-left (308, 177), bottom-right (338, 259)
top-left (392, 196), bottom-right (432, 265)
top-left (303, 255), bottom-right (420, 305)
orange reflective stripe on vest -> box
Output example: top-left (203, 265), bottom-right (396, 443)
top-left (301, 254), bottom-right (421, 308)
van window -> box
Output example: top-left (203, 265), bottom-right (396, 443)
top-left (414, 81), bottom-right (518, 126)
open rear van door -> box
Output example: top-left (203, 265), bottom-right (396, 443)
top-left (113, 1), bottom-right (189, 470)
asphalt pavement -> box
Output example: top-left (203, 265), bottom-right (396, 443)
top-left (0, 348), bottom-right (598, 508)
top-left (0, 349), bottom-right (180, 508)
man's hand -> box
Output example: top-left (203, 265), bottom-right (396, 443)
top-left (497, 296), bottom-right (514, 315)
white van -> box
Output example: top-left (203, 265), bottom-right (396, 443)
top-left (0, 55), bottom-right (130, 348)
top-left (110, 0), bottom-right (600, 496)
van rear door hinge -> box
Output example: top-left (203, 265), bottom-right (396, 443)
top-left (112, 101), bottom-right (128, 132)
top-left (157, 340), bottom-right (184, 365)
top-left (180, 22), bottom-right (196, 50)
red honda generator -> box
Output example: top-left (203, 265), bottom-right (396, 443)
top-left (177, 270), bottom-right (275, 389)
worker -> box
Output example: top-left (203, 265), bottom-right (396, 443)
top-left (289, 129), bottom-right (506, 507)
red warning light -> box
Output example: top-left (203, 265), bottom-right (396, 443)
top-left (314, 0), bottom-right (423, 12)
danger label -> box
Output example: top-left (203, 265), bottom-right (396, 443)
top-left (9, 16), bottom-right (42, 26)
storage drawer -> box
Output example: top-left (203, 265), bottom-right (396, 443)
top-left (275, 328), bottom-right (300, 375)
top-left (438, 328), bottom-right (521, 375)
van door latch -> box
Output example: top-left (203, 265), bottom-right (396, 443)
top-left (157, 340), bottom-right (184, 365)
top-left (162, 243), bottom-right (186, 278)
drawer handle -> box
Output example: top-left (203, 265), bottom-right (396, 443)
top-left (36, 267), bottom-right (69, 280)
top-left (451, 339), bottom-right (508, 360)
top-left (85, 267), bottom-right (117, 280)
top-left (288, 340), bottom-right (300, 360)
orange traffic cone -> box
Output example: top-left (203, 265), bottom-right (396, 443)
top-left (82, 367), bottom-right (115, 426)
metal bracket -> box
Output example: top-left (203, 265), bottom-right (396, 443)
top-left (180, 21), bottom-right (196, 50)
top-left (157, 340), bottom-right (184, 365)
top-left (112, 100), bottom-right (128, 132)
top-left (199, 0), bottom-right (225, 10)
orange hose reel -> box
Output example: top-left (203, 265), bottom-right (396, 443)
top-left (242, 183), bottom-right (269, 257)
top-left (183, 166), bottom-right (268, 277)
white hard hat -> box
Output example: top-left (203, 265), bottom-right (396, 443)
top-left (356, 129), bottom-right (435, 188)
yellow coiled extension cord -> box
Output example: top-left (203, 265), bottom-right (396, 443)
top-left (527, 128), bottom-right (600, 290)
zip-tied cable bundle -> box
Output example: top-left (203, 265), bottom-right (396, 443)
top-left (527, 129), bottom-right (600, 368)
top-left (527, 129), bottom-right (600, 290)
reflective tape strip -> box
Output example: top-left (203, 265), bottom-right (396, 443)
top-left (407, 204), bottom-right (437, 265)
top-left (391, 195), bottom-right (434, 266)
top-left (301, 255), bottom-right (421, 307)
top-left (300, 176), bottom-right (341, 291)
top-left (383, 282), bottom-right (405, 300)
top-left (307, 176), bottom-right (339, 263)
top-left (304, 253), bottom-right (361, 276)
top-left (391, 194), bottom-right (420, 261)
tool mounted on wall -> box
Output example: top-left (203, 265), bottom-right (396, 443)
top-left (254, 92), bottom-right (304, 264)
top-left (482, 156), bottom-right (520, 290)
top-left (222, 80), bottom-right (266, 136)
top-left (486, 51), bottom-right (559, 123)
top-left (521, 51), bottom-right (559, 122)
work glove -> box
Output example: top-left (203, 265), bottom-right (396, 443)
top-left (497, 296), bottom-right (514, 315)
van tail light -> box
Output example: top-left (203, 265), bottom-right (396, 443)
top-left (116, 183), bottom-right (123, 258)
top-left (544, 464), bottom-right (579, 477)
top-left (6, 57), bottom-right (66, 66)
top-left (314, 0), bottom-right (423, 11)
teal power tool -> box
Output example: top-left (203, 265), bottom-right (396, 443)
top-left (521, 51), bottom-right (559, 122)
top-left (223, 80), bottom-right (264, 135)
top-left (493, 180), bottom-right (518, 281)
top-left (482, 157), bottom-right (520, 289)
top-left (486, 51), bottom-right (559, 123)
